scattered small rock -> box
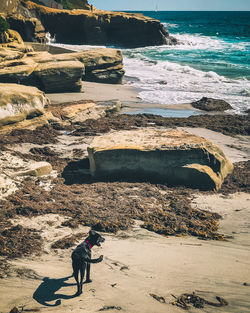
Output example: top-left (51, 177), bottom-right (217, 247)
top-left (191, 97), bottom-right (232, 112)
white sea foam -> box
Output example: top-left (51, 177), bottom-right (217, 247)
top-left (123, 56), bottom-right (250, 113)
top-left (46, 32), bottom-right (56, 44)
top-left (50, 41), bottom-right (250, 114)
top-left (163, 23), bottom-right (179, 29)
top-left (48, 42), bottom-right (106, 51)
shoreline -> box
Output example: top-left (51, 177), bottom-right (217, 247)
top-left (47, 81), bottom-right (205, 116)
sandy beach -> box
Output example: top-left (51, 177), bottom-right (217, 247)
top-left (0, 79), bottom-right (250, 313)
top-left (47, 81), bottom-right (199, 113)
top-left (0, 192), bottom-right (249, 313)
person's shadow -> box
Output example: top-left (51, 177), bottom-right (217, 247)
top-left (33, 275), bottom-right (76, 306)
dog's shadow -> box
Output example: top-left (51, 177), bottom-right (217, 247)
top-left (33, 275), bottom-right (76, 306)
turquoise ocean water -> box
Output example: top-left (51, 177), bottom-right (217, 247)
top-left (122, 11), bottom-right (250, 113)
top-left (53, 11), bottom-right (250, 114)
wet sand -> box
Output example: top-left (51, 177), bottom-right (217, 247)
top-left (47, 81), bottom-right (199, 113)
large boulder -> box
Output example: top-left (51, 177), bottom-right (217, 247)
top-left (87, 129), bottom-right (233, 190)
top-left (0, 52), bottom-right (85, 92)
top-left (33, 60), bottom-right (84, 92)
top-left (20, 2), bottom-right (177, 48)
top-left (192, 97), bottom-right (232, 112)
top-left (54, 48), bottom-right (124, 84)
top-left (0, 83), bottom-right (49, 127)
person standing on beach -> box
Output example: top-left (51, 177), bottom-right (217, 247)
top-left (90, 4), bottom-right (93, 12)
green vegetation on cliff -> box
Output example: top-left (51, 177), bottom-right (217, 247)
top-left (0, 16), bottom-right (9, 33)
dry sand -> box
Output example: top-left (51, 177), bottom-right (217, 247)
top-left (1, 82), bottom-right (250, 313)
top-left (1, 192), bottom-right (250, 313)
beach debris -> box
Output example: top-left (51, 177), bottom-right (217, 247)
top-left (9, 306), bottom-right (41, 313)
top-left (171, 292), bottom-right (228, 309)
top-left (98, 306), bottom-right (122, 311)
top-left (0, 179), bottom-right (226, 263)
top-left (0, 225), bottom-right (42, 258)
top-left (71, 113), bottom-right (250, 137)
top-left (150, 293), bottom-right (166, 303)
top-left (51, 232), bottom-right (86, 249)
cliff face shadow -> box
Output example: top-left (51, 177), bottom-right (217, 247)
top-left (33, 275), bottom-right (76, 306)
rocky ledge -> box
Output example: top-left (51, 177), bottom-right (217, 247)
top-left (10, 1), bottom-right (177, 48)
top-left (0, 41), bottom-right (124, 91)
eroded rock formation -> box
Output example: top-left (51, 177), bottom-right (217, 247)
top-left (56, 48), bottom-right (125, 83)
top-left (7, 15), bottom-right (47, 43)
top-left (11, 1), bottom-right (176, 48)
top-left (0, 44), bottom-right (124, 89)
top-left (0, 83), bottom-right (49, 127)
top-left (87, 129), bottom-right (233, 190)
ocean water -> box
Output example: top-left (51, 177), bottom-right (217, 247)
top-left (52, 11), bottom-right (250, 114)
top-left (123, 11), bottom-right (250, 114)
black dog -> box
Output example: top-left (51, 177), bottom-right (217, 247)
top-left (71, 230), bottom-right (105, 296)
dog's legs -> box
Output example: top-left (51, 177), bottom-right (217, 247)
top-left (79, 263), bottom-right (86, 294)
top-left (72, 260), bottom-right (80, 296)
top-left (86, 262), bottom-right (92, 283)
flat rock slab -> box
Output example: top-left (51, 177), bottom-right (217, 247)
top-left (87, 129), bottom-right (233, 190)
top-left (15, 161), bottom-right (52, 177)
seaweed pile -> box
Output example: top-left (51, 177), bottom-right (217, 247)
top-left (0, 179), bottom-right (224, 259)
top-left (0, 112), bottom-right (249, 261)
top-left (0, 225), bottom-right (42, 258)
top-left (72, 113), bottom-right (250, 137)
top-left (171, 292), bottom-right (228, 309)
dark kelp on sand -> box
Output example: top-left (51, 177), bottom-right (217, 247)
top-left (0, 112), bottom-right (249, 263)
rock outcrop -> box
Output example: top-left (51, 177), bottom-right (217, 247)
top-left (192, 97), bottom-right (232, 112)
top-left (0, 45), bottom-right (124, 88)
top-left (0, 0), bottom-right (20, 14)
top-left (87, 129), bottom-right (233, 190)
top-left (7, 15), bottom-right (47, 43)
top-left (52, 48), bottom-right (124, 83)
top-left (0, 47), bottom-right (85, 92)
top-left (0, 83), bottom-right (49, 127)
top-left (15, 1), bottom-right (176, 48)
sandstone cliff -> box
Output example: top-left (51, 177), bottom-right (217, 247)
top-left (9, 1), bottom-right (176, 48)
top-left (0, 0), bottom-right (20, 14)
